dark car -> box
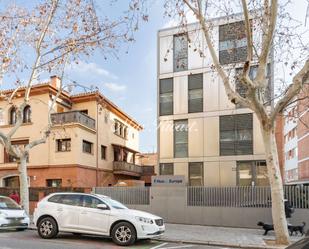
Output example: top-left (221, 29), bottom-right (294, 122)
top-left (286, 231), bottom-right (309, 249)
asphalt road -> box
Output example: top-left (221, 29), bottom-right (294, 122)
top-left (0, 230), bottom-right (235, 249)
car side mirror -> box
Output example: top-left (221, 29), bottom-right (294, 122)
top-left (97, 203), bottom-right (109, 210)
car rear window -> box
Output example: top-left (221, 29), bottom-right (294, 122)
top-left (48, 194), bottom-right (82, 206)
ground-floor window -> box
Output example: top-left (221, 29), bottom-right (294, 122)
top-left (237, 160), bottom-right (268, 186)
top-left (189, 162), bottom-right (204, 186)
top-left (3, 176), bottom-right (20, 188)
top-left (46, 179), bottom-right (62, 187)
top-left (159, 163), bottom-right (174, 175)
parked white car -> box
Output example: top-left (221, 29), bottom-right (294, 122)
top-left (0, 196), bottom-right (29, 230)
top-left (33, 192), bottom-right (165, 246)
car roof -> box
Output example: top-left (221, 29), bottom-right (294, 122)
top-left (46, 192), bottom-right (111, 199)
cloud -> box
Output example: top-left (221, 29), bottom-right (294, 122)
top-left (162, 10), bottom-right (197, 28)
top-left (68, 60), bottom-right (118, 80)
top-left (104, 82), bottom-right (126, 92)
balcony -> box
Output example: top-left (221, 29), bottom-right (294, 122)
top-left (113, 161), bottom-right (142, 177)
top-left (51, 111), bottom-right (95, 130)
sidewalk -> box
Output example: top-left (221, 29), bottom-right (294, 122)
top-left (155, 223), bottom-right (301, 249)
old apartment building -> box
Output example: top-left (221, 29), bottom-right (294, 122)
top-left (157, 16), bottom-right (275, 187)
top-left (284, 86), bottom-right (309, 184)
top-left (0, 76), bottom-right (149, 188)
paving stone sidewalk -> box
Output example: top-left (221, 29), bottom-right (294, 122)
top-left (155, 223), bottom-right (301, 249)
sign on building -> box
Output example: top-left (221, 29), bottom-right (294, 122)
top-left (151, 175), bottom-right (185, 186)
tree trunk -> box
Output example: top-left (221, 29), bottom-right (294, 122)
top-left (18, 156), bottom-right (29, 215)
top-left (261, 127), bottom-right (290, 245)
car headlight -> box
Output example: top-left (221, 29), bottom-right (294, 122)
top-left (135, 216), bottom-right (154, 224)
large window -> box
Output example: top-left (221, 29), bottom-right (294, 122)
top-left (159, 78), bottom-right (173, 116)
top-left (174, 119), bottom-right (188, 158)
top-left (159, 163), bottom-right (174, 175)
top-left (219, 21), bottom-right (248, 65)
top-left (188, 74), bottom-right (203, 113)
top-left (220, 114), bottom-right (253, 155)
top-left (237, 161), bottom-right (268, 186)
top-left (235, 64), bottom-right (272, 108)
top-left (56, 139), bottom-right (71, 152)
top-left (189, 162), bottom-right (204, 186)
top-left (82, 140), bottom-right (93, 154)
top-left (46, 179), bottom-right (62, 187)
top-left (9, 107), bottom-right (16, 125)
top-left (173, 33), bottom-right (188, 72)
top-left (23, 105), bottom-right (31, 123)
top-left (101, 145), bottom-right (107, 160)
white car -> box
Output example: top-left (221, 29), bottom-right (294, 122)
top-left (0, 195), bottom-right (30, 230)
top-left (33, 192), bottom-right (165, 246)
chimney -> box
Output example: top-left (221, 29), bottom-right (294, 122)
top-left (50, 75), bottom-right (61, 88)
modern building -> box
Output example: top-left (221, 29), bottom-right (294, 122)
top-left (0, 76), bottom-right (153, 188)
top-left (157, 16), bottom-right (275, 186)
top-left (284, 86), bottom-right (309, 184)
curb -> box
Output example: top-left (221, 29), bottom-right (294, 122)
top-left (153, 238), bottom-right (286, 249)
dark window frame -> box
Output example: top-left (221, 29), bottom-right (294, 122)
top-left (82, 140), bottom-right (93, 154)
top-left (188, 73), bottom-right (203, 113)
top-left (159, 78), bottom-right (173, 116)
top-left (101, 145), bottom-right (107, 160)
top-left (188, 162), bottom-right (204, 186)
top-left (56, 138), bottom-right (71, 152)
top-left (220, 114), bottom-right (253, 156)
top-left (174, 119), bottom-right (188, 158)
top-left (46, 179), bottom-right (62, 187)
top-left (159, 163), bottom-right (174, 175)
top-left (236, 160), bottom-right (268, 186)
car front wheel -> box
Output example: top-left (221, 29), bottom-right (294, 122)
top-left (111, 222), bottom-right (137, 246)
top-left (37, 217), bottom-right (58, 239)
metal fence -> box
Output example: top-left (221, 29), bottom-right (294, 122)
top-left (94, 187), bottom-right (150, 205)
top-left (93, 185), bottom-right (309, 209)
top-left (188, 186), bottom-right (309, 209)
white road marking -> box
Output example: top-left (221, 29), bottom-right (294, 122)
top-left (161, 245), bottom-right (194, 249)
top-left (151, 243), bottom-right (169, 249)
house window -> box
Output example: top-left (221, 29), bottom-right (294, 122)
top-left (159, 78), bottom-right (173, 116)
top-left (101, 145), bottom-right (107, 160)
top-left (23, 105), bottom-right (31, 123)
top-left (46, 179), bottom-right (62, 187)
top-left (188, 74), bottom-right (203, 113)
top-left (174, 119), bottom-right (188, 158)
top-left (4, 140), bottom-right (29, 163)
top-left (219, 21), bottom-right (248, 65)
top-left (189, 162), bottom-right (204, 186)
top-left (56, 139), bottom-right (71, 152)
top-left (159, 163), bottom-right (174, 175)
top-left (82, 140), bottom-right (92, 154)
top-left (173, 33), bottom-right (188, 72)
top-left (235, 64), bottom-right (272, 108)
top-left (114, 120), bottom-right (128, 139)
top-left (237, 161), bottom-right (268, 186)
top-left (9, 107), bottom-right (16, 125)
top-left (220, 114), bottom-right (253, 155)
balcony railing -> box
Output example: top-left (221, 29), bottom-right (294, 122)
top-left (113, 161), bottom-right (142, 177)
top-left (141, 166), bottom-right (155, 175)
top-left (51, 111), bottom-right (95, 130)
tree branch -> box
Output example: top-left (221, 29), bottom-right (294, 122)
top-left (271, 59), bottom-right (309, 122)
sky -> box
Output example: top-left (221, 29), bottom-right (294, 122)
top-left (1, 0), bottom-right (308, 153)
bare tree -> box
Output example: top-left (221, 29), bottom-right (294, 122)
top-left (163, 0), bottom-right (309, 245)
top-left (0, 0), bottom-right (146, 214)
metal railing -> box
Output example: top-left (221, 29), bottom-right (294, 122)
top-left (188, 186), bottom-right (309, 209)
top-left (94, 187), bottom-right (150, 205)
top-left (51, 111), bottom-right (95, 130)
top-left (113, 161), bottom-right (143, 175)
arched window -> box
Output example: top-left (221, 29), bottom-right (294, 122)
top-left (23, 105), bottom-right (31, 123)
top-left (124, 127), bottom-right (128, 139)
top-left (9, 107), bottom-right (16, 125)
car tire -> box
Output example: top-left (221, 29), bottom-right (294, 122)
top-left (111, 222), bottom-right (137, 246)
top-left (37, 217), bottom-right (58, 239)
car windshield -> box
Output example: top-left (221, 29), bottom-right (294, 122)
top-left (0, 197), bottom-right (21, 210)
top-left (101, 197), bottom-right (128, 210)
